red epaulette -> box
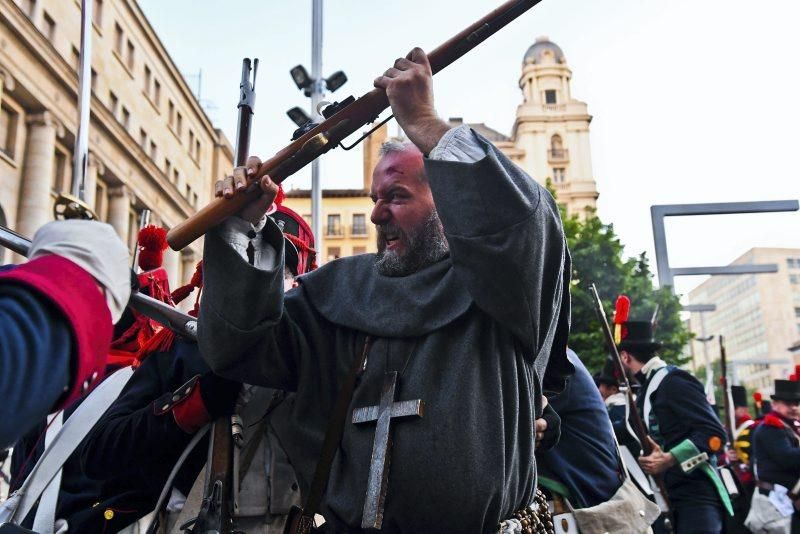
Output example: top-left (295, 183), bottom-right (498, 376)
top-left (763, 413), bottom-right (786, 429)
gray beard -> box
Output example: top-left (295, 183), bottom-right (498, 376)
top-left (375, 210), bottom-right (450, 277)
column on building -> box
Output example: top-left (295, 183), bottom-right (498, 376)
top-left (17, 112), bottom-right (64, 238)
top-left (177, 248), bottom-right (197, 312)
top-left (107, 185), bottom-right (130, 245)
top-left (85, 152), bottom-right (104, 210)
top-left (0, 68), bottom-right (15, 112)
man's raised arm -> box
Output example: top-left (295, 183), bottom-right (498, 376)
top-left (376, 48), bottom-right (571, 390)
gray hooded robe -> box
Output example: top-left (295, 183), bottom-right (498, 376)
top-left (198, 129), bottom-right (572, 532)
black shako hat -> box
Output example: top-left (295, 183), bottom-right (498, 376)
top-left (593, 358), bottom-right (620, 387)
top-left (617, 320), bottom-right (662, 354)
top-left (771, 379), bottom-right (800, 402)
top-left (731, 385), bottom-right (749, 408)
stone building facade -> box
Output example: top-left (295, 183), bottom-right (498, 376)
top-left (688, 248), bottom-right (800, 393)
top-left (0, 0), bottom-right (233, 288)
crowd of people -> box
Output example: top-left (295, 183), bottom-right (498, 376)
top-left (0, 47), bottom-right (798, 534)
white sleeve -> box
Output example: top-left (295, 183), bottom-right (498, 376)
top-left (217, 215), bottom-right (278, 271)
top-left (428, 124), bottom-right (488, 163)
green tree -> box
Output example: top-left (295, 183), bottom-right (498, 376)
top-left (558, 204), bottom-right (692, 373)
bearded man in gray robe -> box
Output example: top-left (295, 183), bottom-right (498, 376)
top-left (199, 47), bottom-right (572, 532)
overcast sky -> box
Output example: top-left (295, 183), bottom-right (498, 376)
top-left (139, 0), bottom-right (800, 297)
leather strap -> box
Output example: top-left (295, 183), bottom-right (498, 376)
top-left (290, 336), bottom-right (372, 529)
top-left (31, 412), bottom-right (64, 534)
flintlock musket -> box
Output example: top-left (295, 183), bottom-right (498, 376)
top-left (167, 0), bottom-right (542, 251)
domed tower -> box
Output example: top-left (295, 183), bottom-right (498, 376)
top-left (513, 36), bottom-right (598, 215)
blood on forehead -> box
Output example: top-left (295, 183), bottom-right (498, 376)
top-left (371, 149), bottom-right (427, 199)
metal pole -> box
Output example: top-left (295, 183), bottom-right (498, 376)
top-left (71, 0), bottom-right (93, 201)
top-left (698, 312), bottom-right (714, 404)
top-left (310, 0), bottom-right (324, 258)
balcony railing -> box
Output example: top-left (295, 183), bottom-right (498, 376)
top-left (325, 225), bottom-right (344, 237)
top-left (547, 148), bottom-right (569, 163)
top-left (350, 224), bottom-right (369, 237)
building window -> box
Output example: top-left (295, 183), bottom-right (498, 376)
top-left (165, 158), bottom-right (172, 178)
top-left (352, 213), bottom-right (367, 236)
top-left (0, 104), bottom-right (19, 159)
top-left (553, 167), bottom-right (566, 183)
top-left (143, 65), bottom-right (151, 93)
top-left (168, 100), bottom-right (175, 127)
top-left (91, 68), bottom-right (97, 92)
top-left (121, 106), bottom-right (130, 129)
top-left (150, 140), bottom-right (157, 161)
top-left (71, 46), bottom-right (80, 71)
top-left (24, 0), bottom-right (36, 18)
top-left (108, 91), bottom-right (118, 115)
top-left (94, 179), bottom-right (108, 221)
top-left (42, 11), bottom-right (56, 41)
top-left (327, 247), bottom-right (341, 261)
top-left (544, 89), bottom-right (557, 104)
top-left (789, 258), bottom-right (797, 269)
top-left (791, 274), bottom-right (799, 285)
top-left (126, 39), bottom-right (135, 70)
top-left (326, 214), bottom-right (342, 236)
top-left (114, 23), bottom-right (123, 55)
top-left (173, 168), bottom-right (180, 184)
top-left (153, 80), bottom-right (161, 106)
top-left (188, 130), bottom-right (195, 154)
top-left (51, 149), bottom-right (68, 193)
top-left (795, 307), bottom-right (800, 318)
top-left (195, 140), bottom-right (201, 161)
top-left (353, 246), bottom-right (367, 255)
top-left (92, 0), bottom-right (103, 28)
top-left (797, 323), bottom-right (800, 335)
top-left (176, 112), bottom-right (183, 136)
top-left (139, 128), bottom-right (147, 150)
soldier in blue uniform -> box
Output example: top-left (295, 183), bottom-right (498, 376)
top-left (747, 378), bottom-right (800, 533)
top-left (0, 220), bottom-right (130, 449)
top-left (618, 319), bottom-right (732, 533)
top-left (538, 349), bottom-right (659, 532)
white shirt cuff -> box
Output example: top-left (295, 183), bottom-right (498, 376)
top-left (218, 215), bottom-right (277, 270)
top-left (428, 124), bottom-right (487, 163)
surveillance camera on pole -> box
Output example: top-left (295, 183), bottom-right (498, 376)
top-left (284, 0), bottom-right (348, 260)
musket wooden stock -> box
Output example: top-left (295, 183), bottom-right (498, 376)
top-left (167, 0), bottom-right (541, 251)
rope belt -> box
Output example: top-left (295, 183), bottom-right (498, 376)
top-left (498, 489), bottom-right (555, 534)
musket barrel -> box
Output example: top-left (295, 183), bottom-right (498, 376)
top-left (167, 0), bottom-right (540, 251)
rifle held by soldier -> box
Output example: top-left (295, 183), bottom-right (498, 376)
top-left (589, 284), bottom-right (674, 529)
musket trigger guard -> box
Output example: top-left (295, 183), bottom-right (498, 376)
top-left (339, 115), bottom-right (394, 151)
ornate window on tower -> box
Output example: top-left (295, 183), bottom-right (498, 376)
top-left (548, 135), bottom-right (568, 162)
top-left (553, 168), bottom-right (566, 183)
top-left (544, 89), bottom-right (557, 104)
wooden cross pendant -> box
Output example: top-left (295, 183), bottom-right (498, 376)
top-left (352, 371), bottom-right (424, 530)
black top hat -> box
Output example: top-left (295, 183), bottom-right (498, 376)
top-left (617, 320), bottom-right (662, 354)
top-left (731, 385), bottom-right (748, 408)
top-left (771, 379), bottom-right (800, 402)
top-left (593, 358), bottom-right (619, 387)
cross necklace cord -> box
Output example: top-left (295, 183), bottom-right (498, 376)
top-left (352, 338), bottom-right (424, 530)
